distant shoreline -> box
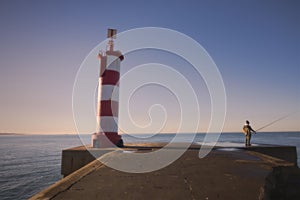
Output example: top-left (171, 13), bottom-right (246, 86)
top-left (0, 133), bottom-right (77, 136)
top-left (0, 131), bottom-right (299, 136)
top-left (0, 133), bottom-right (25, 135)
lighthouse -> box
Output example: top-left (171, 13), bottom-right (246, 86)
top-left (91, 29), bottom-right (124, 148)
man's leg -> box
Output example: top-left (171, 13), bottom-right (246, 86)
top-left (246, 134), bottom-right (250, 146)
top-left (248, 134), bottom-right (252, 146)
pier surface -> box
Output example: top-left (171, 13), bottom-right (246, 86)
top-left (30, 143), bottom-right (300, 200)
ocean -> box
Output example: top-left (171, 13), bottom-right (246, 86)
top-left (0, 132), bottom-right (299, 200)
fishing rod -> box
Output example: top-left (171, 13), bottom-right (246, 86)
top-left (255, 111), bottom-right (298, 132)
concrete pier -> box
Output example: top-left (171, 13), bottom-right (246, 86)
top-left (30, 144), bottom-right (300, 200)
top-left (61, 145), bottom-right (112, 177)
top-left (61, 143), bottom-right (298, 177)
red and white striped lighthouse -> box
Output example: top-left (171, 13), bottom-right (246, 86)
top-left (92, 29), bottom-right (124, 148)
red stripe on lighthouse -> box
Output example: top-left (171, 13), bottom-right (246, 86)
top-left (99, 100), bottom-right (118, 117)
top-left (104, 132), bottom-right (122, 144)
top-left (102, 70), bottom-right (119, 85)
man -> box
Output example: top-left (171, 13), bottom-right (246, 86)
top-left (242, 120), bottom-right (256, 146)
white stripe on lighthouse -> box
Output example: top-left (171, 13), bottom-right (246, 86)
top-left (101, 85), bottom-right (119, 102)
top-left (99, 116), bottom-right (118, 132)
top-left (96, 77), bottom-right (102, 133)
top-left (106, 55), bottom-right (121, 72)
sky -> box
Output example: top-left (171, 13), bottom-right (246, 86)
top-left (0, 0), bottom-right (299, 134)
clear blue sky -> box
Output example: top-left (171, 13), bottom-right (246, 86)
top-left (0, 0), bottom-right (299, 134)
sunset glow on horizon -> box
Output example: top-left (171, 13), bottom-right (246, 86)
top-left (0, 1), bottom-right (299, 134)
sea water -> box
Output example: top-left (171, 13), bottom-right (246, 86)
top-left (0, 132), bottom-right (299, 200)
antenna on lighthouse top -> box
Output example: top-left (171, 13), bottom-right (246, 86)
top-left (107, 28), bottom-right (117, 39)
top-left (107, 28), bottom-right (117, 51)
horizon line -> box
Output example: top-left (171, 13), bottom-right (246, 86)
top-left (1, 131), bottom-right (299, 136)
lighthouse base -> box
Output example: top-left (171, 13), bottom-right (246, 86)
top-left (91, 132), bottom-right (123, 148)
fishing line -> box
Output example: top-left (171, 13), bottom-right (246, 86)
top-left (255, 111), bottom-right (298, 132)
